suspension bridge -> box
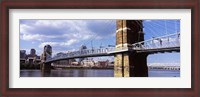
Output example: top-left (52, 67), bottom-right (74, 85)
top-left (41, 20), bottom-right (180, 77)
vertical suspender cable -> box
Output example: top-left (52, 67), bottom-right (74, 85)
top-left (165, 20), bottom-right (168, 35)
top-left (175, 20), bottom-right (178, 34)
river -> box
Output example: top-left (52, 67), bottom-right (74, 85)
top-left (20, 69), bottom-right (180, 77)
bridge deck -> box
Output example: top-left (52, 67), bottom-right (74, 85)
top-left (45, 33), bottom-right (180, 63)
top-left (135, 46), bottom-right (180, 53)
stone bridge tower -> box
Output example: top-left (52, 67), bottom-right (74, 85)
top-left (40, 45), bottom-right (52, 72)
top-left (114, 20), bottom-right (148, 77)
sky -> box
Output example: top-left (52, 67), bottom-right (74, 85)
top-left (20, 20), bottom-right (180, 63)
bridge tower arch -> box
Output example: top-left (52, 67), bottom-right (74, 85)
top-left (41, 45), bottom-right (52, 72)
top-left (115, 20), bottom-right (148, 77)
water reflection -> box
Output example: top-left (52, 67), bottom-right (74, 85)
top-left (20, 69), bottom-right (114, 77)
top-left (41, 71), bottom-right (51, 77)
top-left (20, 69), bottom-right (180, 77)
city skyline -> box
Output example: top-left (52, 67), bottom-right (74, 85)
top-left (20, 19), bottom-right (180, 63)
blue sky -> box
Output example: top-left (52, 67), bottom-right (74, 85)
top-left (20, 20), bottom-right (180, 63)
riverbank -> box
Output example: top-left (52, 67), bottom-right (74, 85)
top-left (59, 66), bottom-right (113, 70)
top-left (20, 65), bottom-right (114, 70)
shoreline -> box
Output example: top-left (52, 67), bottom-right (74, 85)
top-left (20, 66), bottom-right (114, 70)
top-left (59, 66), bottom-right (114, 70)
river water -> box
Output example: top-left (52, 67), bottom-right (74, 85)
top-left (20, 69), bottom-right (180, 77)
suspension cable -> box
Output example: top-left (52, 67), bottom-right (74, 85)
top-left (82, 20), bottom-right (114, 48)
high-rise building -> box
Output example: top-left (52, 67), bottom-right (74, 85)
top-left (26, 49), bottom-right (41, 64)
top-left (20, 49), bottom-right (41, 64)
top-left (30, 49), bottom-right (36, 56)
top-left (20, 50), bottom-right (27, 63)
top-left (20, 50), bottom-right (26, 58)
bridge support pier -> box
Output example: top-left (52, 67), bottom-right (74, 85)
top-left (40, 63), bottom-right (51, 77)
top-left (40, 45), bottom-right (52, 75)
top-left (114, 20), bottom-right (148, 77)
top-left (41, 63), bottom-right (51, 72)
top-left (114, 53), bottom-right (148, 77)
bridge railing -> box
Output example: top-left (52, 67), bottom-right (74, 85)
top-left (46, 33), bottom-right (180, 62)
top-left (46, 47), bottom-right (116, 62)
top-left (47, 46), bottom-right (139, 62)
top-left (132, 33), bottom-right (180, 50)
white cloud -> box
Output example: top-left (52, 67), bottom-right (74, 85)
top-left (38, 39), bottom-right (79, 48)
top-left (20, 20), bottom-right (97, 42)
top-left (20, 20), bottom-right (116, 56)
top-left (20, 33), bottom-right (69, 41)
top-left (144, 20), bottom-right (152, 22)
top-left (39, 42), bottom-right (59, 48)
top-left (20, 24), bottom-right (34, 34)
top-left (60, 39), bottom-right (78, 46)
top-left (21, 34), bottom-right (44, 41)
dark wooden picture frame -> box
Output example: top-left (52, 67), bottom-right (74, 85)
top-left (0, 0), bottom-right (199, 97)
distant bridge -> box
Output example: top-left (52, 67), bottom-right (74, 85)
top-left (148, 63), bottom-right (180, 70)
